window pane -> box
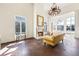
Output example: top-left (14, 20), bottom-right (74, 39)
top-left (71, 25), bottom-right (75, 31)
top-left (71, 17), bottom-right (75, 25)
top-left (57, 25), bottom-right (64, 31)
top-left (66, 26), bottom-right (71, 31)
top-left (22, 22), bottom-right (26, 32)
top-left (67, 18), bottom-right (71, 25)
top-left (66, 16), bottom-right (75, 31)
top-left (44, 22), bottom-right (47, 32)
top-left (15, 22), bottom-right (20, 35)
top-left (57, 20), bottom-right (64, 31)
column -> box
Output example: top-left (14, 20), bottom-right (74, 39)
top-left (75, 10), bottom-right (79, 38)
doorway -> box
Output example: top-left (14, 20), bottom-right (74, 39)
top-left (15, 16), bottom-right (26, 40)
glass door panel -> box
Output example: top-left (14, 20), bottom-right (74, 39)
top-left (15, 16), bottom-right (26, 40)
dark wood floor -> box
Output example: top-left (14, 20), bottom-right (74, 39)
top-left (0, 34), bottom-right (79, 56)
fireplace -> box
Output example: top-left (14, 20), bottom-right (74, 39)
top-left (38, 32), bottom-right (43, 36)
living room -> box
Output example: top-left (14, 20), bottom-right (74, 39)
top-left (0, 3), bottom-right (79, 56)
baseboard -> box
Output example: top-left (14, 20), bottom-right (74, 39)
top-left (25, 37), bottom-right (35, 39)
top-left (1, 40), bottom-right (18, 45)
top-left (1, 37), bottom-right (35, 45)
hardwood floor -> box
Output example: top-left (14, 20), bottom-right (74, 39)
top-left (0, 34), bottom-right (79, 56)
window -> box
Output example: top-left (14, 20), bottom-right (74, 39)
top-left (66, 16), bottom-right (75, 31)
top-left (15, 16), bottom-right (26, 35)
top-left (51, 22), bottom-right (53, 31)
top-left (57, 20), bottom-right (64, 31)
top-left (44, 22), bottom-right (47, 32)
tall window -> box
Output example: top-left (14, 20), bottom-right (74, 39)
top-left (15, 16), bottom-right (26, 35)
top-left (57, 20), bottom-right (64, 31)
top-left (44, 22), bottom-right (47, 32)
top-left (51, 22), bottom-right (53, 31)
top-left (66, 16), bottom-right (75, 31)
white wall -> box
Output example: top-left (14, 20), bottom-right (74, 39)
top-left (75, 10), bottom-right (79, 38)
top-left (33, 3), bottom-right (46, 37)
top-left (0, 3), bottom-right (34, 43)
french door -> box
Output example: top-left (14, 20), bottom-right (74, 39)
top-left (15, 16), bottom-right (26, 40)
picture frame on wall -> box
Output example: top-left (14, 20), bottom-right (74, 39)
top-left (37, 15), bottom-right (44, 26)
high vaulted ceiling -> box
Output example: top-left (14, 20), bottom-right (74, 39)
top-left (34, 3), bottom-right (79, 16)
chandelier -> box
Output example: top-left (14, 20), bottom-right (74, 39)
top-left (48, 3), bottom-right (61, 16)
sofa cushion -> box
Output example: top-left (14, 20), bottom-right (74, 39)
top-left (43, 35), bottom-right (54, 41)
